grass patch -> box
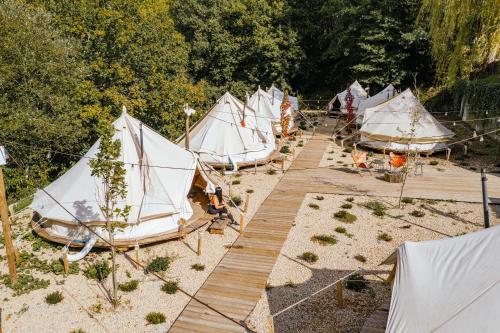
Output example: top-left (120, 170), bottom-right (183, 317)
top-left (146, 312), bottom-right (166, 325)
top-left (13, 195), bottom-right (33, 213)
top-left (334, 226), bottom-right (346, 234)
top-left (266, 169), bottom-right (277, 175)
top-left (341, 203), bottom-right (352, 209)
top-left (401, 197), bottom-right (414, 204)
top-left (45, 291), bottom-right (63, 305)
top-left (229, 195), bottom-right (242, 207)
top-left (327, 157), bottom-right (333, 160)
top-left (50, 259), bottom-right (79, 275)
top-left (341, 154), bottom-right (347, 157)
top-left (285, 280), bottom-right (297, 288)
top-left (354, 254), bottom-right (367, 263)
top-left (231, 179), bottom-right (240, 185)
top-left (84, 260), bottom-right (111, 281)
top-left (299, 251), bottom-right (319, 263)
top-left (246, 189), bottom-right (254, 193)
top-left (280, 145), bottom-right (291, 154)
top-left (315, 195), bottom-right (324, 200)
top-left (311, 234), bottom-right (338, 246)
top-left (364, 201), bottom-right (387, 217)
top-left (429, 160), bottom-right (439, 166)
top-left (297, 141), bottom-right (304, 147)
top-left (409, 210), bottom-right (425, 217)
top-left (378, 232), bottom-right (393, 242)
top-left (346, 197), bottom-right (354, 202)
top-left (70, 329), bottom-right (86, 333)
top-left (161, 281), bottom-right (179, 294)
top-left (342, 147), bottom-right (352, 153)
top-left (191, 263), bottom-right (205, 271)
top-left (346, 273), bottom-right (368, 292)
top-left (118, 279), bottom-right (139, 292)
top-left (333, 210), bottom-right (357, 223)
top-left (146, 256), bottom-right (172, 273)
top-left (400, 225), bottom-right (412, 229)
top-left (308, 203), bottom-right (320, 210)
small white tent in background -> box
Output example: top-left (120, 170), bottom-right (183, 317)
top-left (249, 87), bottom-right (293, 135)
top-left (359, 89), bottom-right (454, 153)
top-left (182, 92), bottom-right (276, 168)
top-left (386, 226), bottom-right (500, 333)
top-left (356, 84), bottom-right (396, 124)
top-left (328, 80), bottom-right (368, 113)
top-left (31, 107), bottom-right (213, 255)
top-left (267, 85), bottom-right (299, 112)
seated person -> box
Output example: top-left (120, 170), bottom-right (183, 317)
top-left (208, 186), bottom-right (237, 225)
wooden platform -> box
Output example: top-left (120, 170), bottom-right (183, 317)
top-left (169, 136), bottom-right (328, 332)
top-left (361, 302), bottom-right (390, 333)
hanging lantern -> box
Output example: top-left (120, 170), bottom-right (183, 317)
top-left (473, 130), bottom-right (477, 138)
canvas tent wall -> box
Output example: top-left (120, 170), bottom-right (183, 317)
top-left (386, 226), bottom-right (500, 333)
top-left (249, 87), bottom-right (293, 134)
top-left (359, 89), bottom-right (454, 153)
top-left (327, 80), bottom-right (368, 113)
top-left (31, 109), bottom-right (212, 250)
top-left (356, 84), bottom-right (396, 124)
top-left (181, 92), bottom-right (276, 168)
top-left (267, 85), bottom-right (299, 112)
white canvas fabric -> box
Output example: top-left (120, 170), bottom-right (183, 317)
top-left (267, 85), bottom-right (299, 111)
top-left (328, 80), bottom-right (368, 112)
top-left (183, 92), bottom-right (275, 166)
top-left (359, 89), bottom-right (454, 153)
top-left (0, 146), bottom-right (7, 165)
top-left (356, 84), bottom-right (396, 124)
top-left (249, 88), bottom-right (294, 134)
top-left (31, 109), bottom-right (203, 242)
top-left (387, 225), bottom-right (500, 333)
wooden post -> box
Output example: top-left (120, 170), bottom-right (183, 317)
top-left (386, 262), bottom-right (397, 285)
top-left (179, 218), bottom-right (186, 239)
top-left (267, 315), bottom-right (275, 333)
top-left (62, 249), bottom-right (69, 276)
top-left (336, 281), bottom-right (344, 308)
top-left (292, 147), bottom-right (296, 159)
top-left (134, 243), bottom-right (140, 270)
top-left (197, 231), bottom-right (203, 256)
top-left (228, 182), bottom-right (232, 198)
top-left (243, 193), bottom-right (250, 213)
top-left (13, 245), bottom-right (20, 264)
top-left (239, 214), bottom-right (245, 234)
top-left (340, 139), bottom-right (344, 148)
top-left (184, 113), bottom-right (190, 149)
top-left (0, 166), bottom-right (17, 283)
top-left (446, 147), bottom-right (452, 161)
top-left (281, 156), bottom-right (287, 173)
top-left (353, 143), bottom-right (357, 154)
top-left (254, 159), bottom-right (257, 175)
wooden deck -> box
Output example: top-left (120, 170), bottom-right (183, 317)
top-left (169, 136), bottom-right (328, 332)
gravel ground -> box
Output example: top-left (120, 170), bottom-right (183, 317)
top-left (0, 136), bottom-right (308, 333)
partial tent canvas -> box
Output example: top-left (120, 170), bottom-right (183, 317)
top-left (267, 85), bottom-right (299, 112)
top-left (249, 87), bottom-right (294, 134)
top-left (359, 89), bottom-right (454, 153)
top-left (328, 80), bottom-right (368, 112)
top-left (387, 225), bottom-right (500, 333)
top-left (31, 108), bottom-right (212, 253)
top-left (356, 84), bottom-right (396, 124)
top-left (181, 91), bottom-right (276, 167)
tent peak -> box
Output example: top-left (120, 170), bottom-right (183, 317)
top-left (122, 105), bottom-right (127, 115)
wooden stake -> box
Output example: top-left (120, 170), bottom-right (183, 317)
top-left (292, 147), bottom-right (296, 159)
top-left (229, 182), bottom-right (232, 198)
top-left (446, 147), bottom-right (452, 161)
top-left (336, 281), bottom-right (344, 308)
top-left (353, 143), bottom-right (357, 154)
top-left (267, 315), bottom-right (275, 333)
top-left (134, 243), bottom-right (140, 270)
top-left (62, 249), bottom-right (69, 276)
top-left (239, 214), bottom-right (245, 235)
top-left (340, 139), bottom-right (344, 148)
top-left (185, 112), bottom-right (190, 149)
top-left (254, 159), bottom-right (257, 175)
top-left (0, 166), bottom-right (16, 283)
top-left (281, 156), bottom-right (287, 173)
top-left (179, 218), bottom-right (186, 239)
top-left (197, 231), bottom-right (203, 256)
top-left (243, 194), bottom-right (250, 213)
top-left (386, 262), bottom-right (397, 285)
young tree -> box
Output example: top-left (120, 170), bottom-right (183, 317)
top-left (89, 120), bottom-right (130, 307)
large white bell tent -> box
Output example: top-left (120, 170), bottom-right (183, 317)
top-left (386, 226), bottom-right (500, 333)
top-left (267, 85), bottom-right (299, 112)
top-left (359, 89), bottom-right (454, 153)
top-left (31, 107), bottom-right (213, 257)
top-left (327, 80), bottom-right (368, 113)
top-left (249, 87), bottom-right (293, 135)
top-left (355, 84), bottom-right (396, 124)
top-left (182, 92), bottom-right (277, 169)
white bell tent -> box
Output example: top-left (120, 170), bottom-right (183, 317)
top-left (31, 108), bottom-right (212, 255)
top-left (249, 87), bottom-right (293, 135)
top-left (267, 85), bottom-right (299, 112)
top-left (328, 80), bottom-right (368, 112)
top-left (183, 92), bottom-right (276, 168)
top-left (386, 226), bottom-right (500, 333)
top-left (359, 89), bottom-right (454, 153)
top-left (356, 84), bottom-right (396, 124)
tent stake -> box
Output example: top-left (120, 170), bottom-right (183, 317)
top-left (197, 231), bottom-right (203, 256)
top-left (281, 156), bottom-right (286, 173)
top-left (62, 249), bottom-right (69, 276)
top-left (243, 194), bottom-right (250, 213)
top-left (239, 214), bottom-right (245, 234)
top-left (134, 243), bottom-right (140, 270)
top-left (336, 281), bottom-right (344, 308)
top-left (254, 159), bottom-right (257, 175)
top-left (0, 166), bottom-right (17, 284)
top-left (386, 262), bottom-right (397, 285)
top-left (446, 147), bottom-right (452, 161)
top-left (481, 168), bottom-right (490, 228)
top-left (179, 218), bottom-right (186, 239)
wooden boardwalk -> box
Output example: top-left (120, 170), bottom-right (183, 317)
top-left (169, 136), bottom-right (328, 332)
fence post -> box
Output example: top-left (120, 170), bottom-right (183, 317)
top-left (336, 281), bottom-right (344, 308)
top-left (197, 231), bottom-right (203, 256)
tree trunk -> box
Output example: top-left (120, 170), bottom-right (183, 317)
top-left (107, 220), bottom-right (117, 308)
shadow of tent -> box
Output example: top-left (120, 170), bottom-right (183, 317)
top-left (266, 266), bottom-right (392, 333)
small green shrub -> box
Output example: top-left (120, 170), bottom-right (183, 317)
top-left (378, 232), bottom-right (393, 242)
top-left (45, 291), bottom-right (63, 305)
top-left (266, 169), bottom-right (277, 175)
top-left (146, 312), bottom-right (166, 325)
top-left (346, 273), bottom-right (368, 292)
top-left (364, 201), bottom-right (387, 217)
top-left (298, 141), bottom-right (304, 147)
top-left (334, 226), bottom-right (346, 234)
top-left (346, 197), bottom-right (354, 202)
top-left (1, 272), bottom-right (50, 296)
top-left (343, 147), bottom-right (352, 153)
top-left (333, 210), bottom-right (357, 223)
top-left (191, 263), bottom-right (205, 271)
top-left (229, 195), bottom-right (242, 207)
top-left (299, 251), bottom-right (319, 263)
top-left (161, 281), bottom-right (179, 294)
top-left (280, 146), bottom-right (291, 154)
top-left (410, 210), bottom-right (425, 217)
top-left (354, 254), bottom-right (367, 263)
top-left (231, 180), bottom-right (241, 185)
top-left (401, 197), bottom-right (414, 204)
top-left (308, 203), bottom-right (320, 210)
top-left (69, 329), bottom-right (86, 333)
top-left (146, 256), bottom-right (172, 273)
top-left (285, 280), bottom-right (297, 288)
top-left (341, 203), bottom-right (352, 209)
top-left (341, 154), bottom-right (347, 157)
top-left (311, 234), bottom-right (337, 246)
top-left (429, 160), bottom-right (439, 166)
top-left (246, 189), bottom-right (254, 193)
top-left (84, 260), bottom-right (111, 281)
top-left (327, 157), bottom-right (333, 160)
top-left (118, 280), bottom-right (139, 292)
top-left (315, 195), bottom-right (324, 200)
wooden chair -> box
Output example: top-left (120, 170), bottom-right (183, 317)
top-left (389, 152), bottom-right (407, 171)
top-left (352, 152), bottom-right (373, 176)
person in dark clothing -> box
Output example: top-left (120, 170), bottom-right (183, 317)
top-left (208, 186), bottom-right (237, 224)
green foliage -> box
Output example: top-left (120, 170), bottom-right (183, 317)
top-left (70, 330), bottom-right (86, 333)
top-left (266, 169), bottom-right (277, 175)
top-left (429, 160), bottom-right (439, 166)
top-left (402, 197), bottom-right (415, 204)
top-left (146, 312), bottom-right (166, 325)
top-left (231, 180), bottom-right (241, 185)
top-left (315, 195), bottom-right (324, 200)
top-left (378, 232), bottom-right (393, 242)
top-left (161, 281), bottom-right (179, 294)
top-left (45, 291), bottom-right (64, 305)
top-left (246, 189), bottom-right (254, 194)
top-left (191, 263), bottom-right (205, 271)
top-left (346, 273), bottom-right (368, 292)
top-left (280, 146), bottom-right (291, 154)
top-left (333, 210), bottom-right (357, 223)
top-left (410, 210), bottom-right (425, 217)
top-left (229, 195), bottom-right (242, 207)
top-left (354, 254), bottom-right (367, 263)
top-left (308, 203), bottom-right (320, 210)
top-left (311, 234), bottom-right (337, 246)
top-left (346, 197), bottom-right (355, 202)
top-left (147, 256), bottom-right (172, 273)
top-left (50, 260), bottom-right (79, 275)
top-left (118, 279), bottom-right (139, 292)
top-left (299, 251), bottom-right (318, 263)
top-left (364, 201), bottom-right (387, 217)
top-left (1, 273), bottom-right (50, 296)
top-left (334, 226), bottom-right (347, 234)
top-left (84, 260), bottom-right (111, 281)
top-left (341, 203), bottom-right (353, 209)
